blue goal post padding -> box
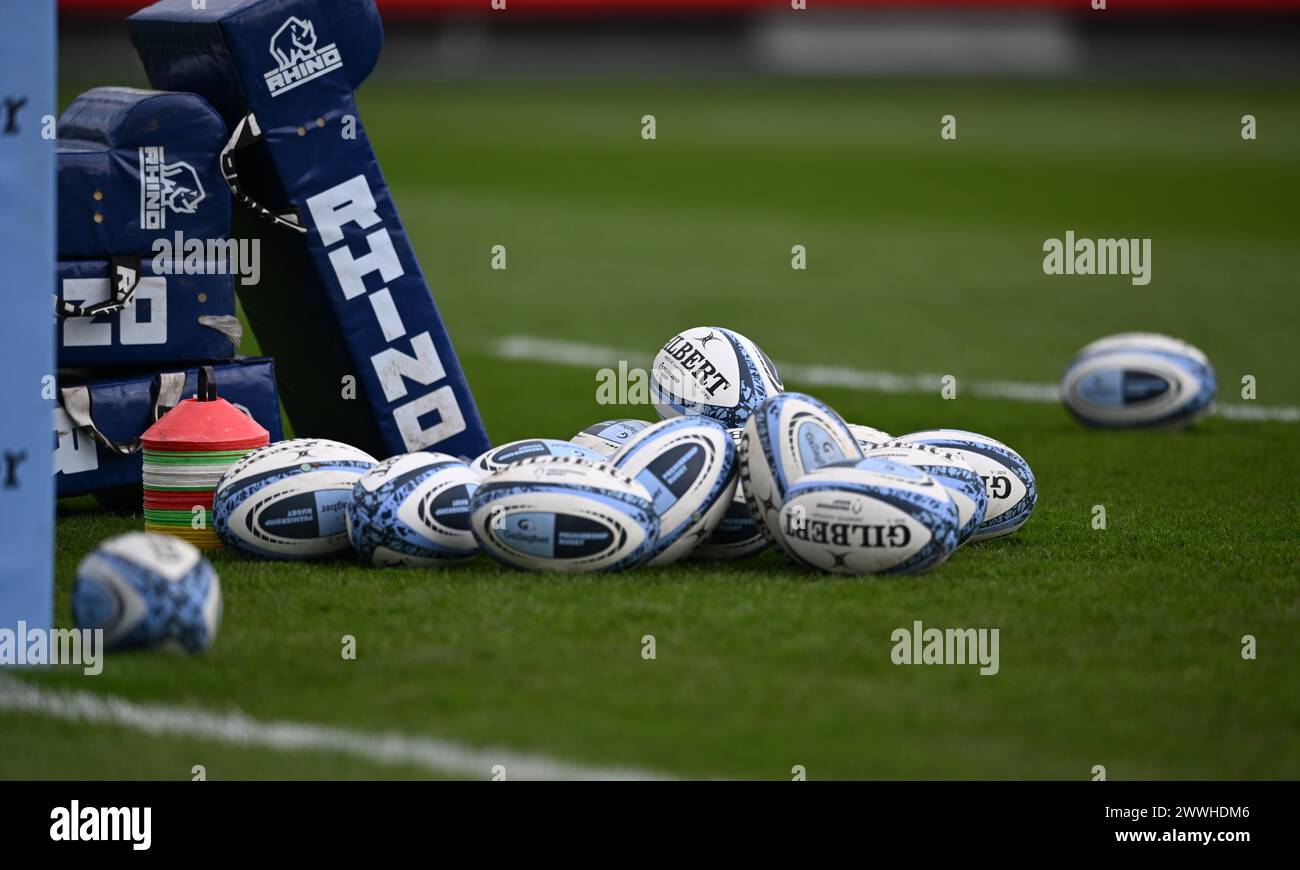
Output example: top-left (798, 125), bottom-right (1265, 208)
top-left (0, 1), bottom-right (55, 633)
top-left (127, 0), bottom-right (491, 461)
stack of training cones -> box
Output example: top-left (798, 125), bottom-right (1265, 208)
top-left (141, 366), bottom-right (269, 549)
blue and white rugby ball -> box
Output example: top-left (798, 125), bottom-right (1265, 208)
top-left (214, 438), bottom-right (377, 559)
top-left (651, 326), bottom-right (783, 428)
top-left (571, 419), bottom-right (651, 457)
top-left (693, 428), bottom-right (769, 561)
top-left (898, 429), bottom-right (1035, 542)
top-left (740, 392), bottom-right (863, 556)
top-left (866, 442), bottom-right (987, 545)
top-left (72, 532), bottom-right (221, 652)
top-left (848, 423), bottom-right (893, 449)
top-left (347, 452), bottom-right (480, 567)
top-left (610, 416), bottom-right (737, 565)
top-left (472, 438), bottom-right (604, 478)
top-left (779, 458), bottom-right (960, 575)
top-left (470, 456), bottom-right (659, 572)
top-left (1061, 332), bottom-right (1215, 428)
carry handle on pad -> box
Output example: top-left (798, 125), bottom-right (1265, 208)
top-left (55, 254), bottom-right (142, 319)
top-left (128, 0), bottom-right (492, 461)
top-left (220, 113), bottom-right (306, 234)
top-left (59, 369), bottom-right (188, 456)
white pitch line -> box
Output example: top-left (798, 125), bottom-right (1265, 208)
top-left (491, 335), bottom-right (1299, 423)
top-left (0, 675), bottom-right (673, 781)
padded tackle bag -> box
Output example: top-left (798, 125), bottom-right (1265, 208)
top-left (128, 0), bottom-right (491, 460)
top-left (55, 357), bottom-right (283, 498)
top-left (57, 87), bottom-right (231, 259)
top-left (56, 257), bottom-right (240, 368)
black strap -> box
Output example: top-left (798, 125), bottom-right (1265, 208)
top-left (220, 113), bottom-right (307, 234)
top-left (56, 254), bottom-right (143, 319)
top-left (197, 365), bottom-right (217, 401)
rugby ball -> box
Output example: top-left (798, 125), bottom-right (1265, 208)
top-left (72, 532), bottom-right (221, 652)
top-left (693, 428), bottom-right (769, 560)
top-left (470, 456), bottom-right (659, 572)
top-left (865, 442), bottom-right (988, 545)
top-left (610, 416), bottom-right (737, 565)
top-left (1061, 332), bottom-right (1215, 428)
top-left (347, 452), bottom-right (480, 567)
top-left (571, 419), bottom-right (651, 457)
top-left (472, 438), bottom-right (604, 478)
top-left (780, 458), bottom-right (960, 575)
top-left (650, 326), bottom-right (783, 428)
top-left (848, 423), bottom-right (893, 449)
top-left (897, 429), bottom-right (1036, 541)
top-left (740, 392), bottom-right (863, 556)
top-left (213, 438), bottom-right (377, 559)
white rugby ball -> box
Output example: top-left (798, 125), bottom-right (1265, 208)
top-left (347, 452), bottom-right (480, 566)
top-left (780, 458), bottom-right (960, 575)
top-left (72, 532), bottom-right (221, 652)
top-left (693, 428), bottom-right (768, 560)
top-left (1061, 332), bottom-right (1215, 428)
top-left (650, 326), bottom-right (783, 428)
top-left (740, 392), bottom-right (863, 557)
top-left (848, 423), bottom-right (893, 449)
top-left (865, 442), bottom-right (988, 545)
top-left (571, 419), bottom-right (651, 457)
top-left (898, 429), bottom-right (1036, 541)
top-left (610, 416), bottom-right (737, 565)
top-left (213, 438), bottom-right (377, 559)
top-left (472, 438), bottom-right (604, 478)
top-left (470, 456), bottom-right (659, 572)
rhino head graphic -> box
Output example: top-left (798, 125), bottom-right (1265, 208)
top-left (159, 161), bottom-right (205, 214)
top-left (270, 16), bottom-right (318, 69)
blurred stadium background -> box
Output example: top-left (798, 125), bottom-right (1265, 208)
top-left (58, 0), bottom-right (1300, 83)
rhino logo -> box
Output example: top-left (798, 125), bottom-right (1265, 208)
top-left (159, 161), bottom-right (205, 214)
top-left (139, 147), bottom-right (205, 229)
top-left (263, 16), bottom-right (343, 97)
top-left (269, 16), bottom-right (317, 69)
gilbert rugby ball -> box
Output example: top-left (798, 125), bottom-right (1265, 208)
top-left (780, 458), bottom-right (960, 575)
top-left (472, 438), bottom-right (604, 478)
top-left (740, 392), bottom-right (862, 555)
top-left (848, 423), bottom-right (893, 449)
top-left (865, 442), bottom-right (988, 545)
top-left (650, 326), bottom-right (783, 428)
top-left (214, 438), bottom-right (377, 559)
top-left (347, 452), bottom-right (480, 567)
top-left (898, 429), bottom-right (1035, 541)
top-left (610, 416), bottom-right (738, 565)
top-left (570, 419), bottom-right (651, 457)
top-left (1061, 332), bottom-right (1215, 428)
top-left (470, 456), bottom-right (659, 572)
top-left (693, 428), bottom-right (768, 560)
top-left (72, 532), bottom-right (221, 652)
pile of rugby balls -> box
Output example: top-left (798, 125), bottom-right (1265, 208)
top-left (207, 327), bottom-right (1037, 576)
top-left (644, 325), bottom-right (1037, 575)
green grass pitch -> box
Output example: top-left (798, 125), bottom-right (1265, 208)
top-left (5, 80), bottom-right (1298, 779)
